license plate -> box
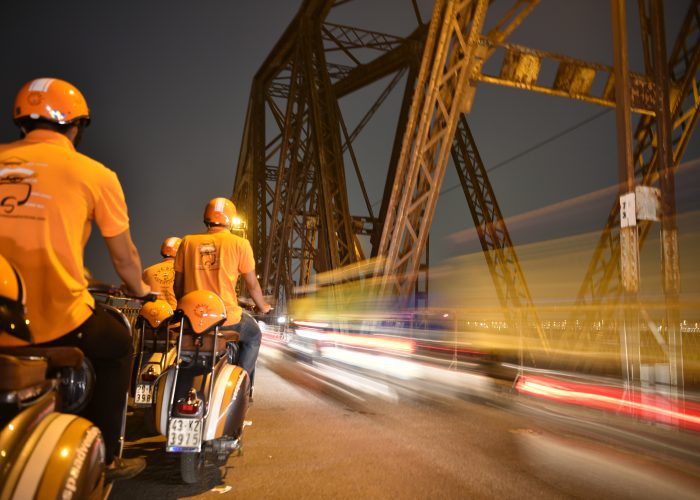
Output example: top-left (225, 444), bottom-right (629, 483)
top-left (134, 384), bottom-right (153, 405)
top-left (167, 418), bottom-right (202, 452)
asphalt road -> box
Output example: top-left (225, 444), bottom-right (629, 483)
top-left (111, 347), bottom-right (700, 499)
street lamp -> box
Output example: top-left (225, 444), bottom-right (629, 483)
top-left (230, 216), bottom-right (247, 238)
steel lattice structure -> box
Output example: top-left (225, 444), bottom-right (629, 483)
top-left (233, 0), bottom-right (699, 372)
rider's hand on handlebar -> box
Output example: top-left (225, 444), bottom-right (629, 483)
top-left (258, 304), bottom-right (273, 315)
top-left (256, 304), bottom-right (273, 322)
top-left (137, 291), bottom-right (159, 302)
top-left (120, 283), bottom-right (158, 302)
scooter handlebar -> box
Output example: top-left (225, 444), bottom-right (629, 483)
top-left (88, 284), bottom-right (158, 302)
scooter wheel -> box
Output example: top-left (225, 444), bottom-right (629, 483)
top-left (180, 451), bottom-right (204, 484)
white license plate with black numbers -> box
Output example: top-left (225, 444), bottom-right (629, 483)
top-left (134, 384), bottom-right (153, 405)
top-left (167, 418), bottom-right (202, 452)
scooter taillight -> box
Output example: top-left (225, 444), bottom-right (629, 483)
top-left (141, 366), bottom-right (158, 382)
top-left (176, 388), bottom-right (201, 415)
top-left (176, 403), bottom-right (198, 415)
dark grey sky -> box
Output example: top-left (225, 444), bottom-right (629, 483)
top-left (1, 0), bottom-right (301, 280)
top-left (1, 0), bottom-right (697, 292)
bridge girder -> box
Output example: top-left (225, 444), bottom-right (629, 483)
top-left (232, 0), bottom-right (700, 379)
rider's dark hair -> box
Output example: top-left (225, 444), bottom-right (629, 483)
top-left (16, 117), bottom-right (87, 139)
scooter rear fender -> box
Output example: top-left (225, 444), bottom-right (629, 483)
top-left (203, 359), bottom-right (249, 441)
top-left (0, 399), bottom-right (104, 500)
top-left (153, 366), bottom-right (176, 437)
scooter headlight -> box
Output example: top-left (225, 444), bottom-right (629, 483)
top-left (58, 357), bottom-right (95, 413)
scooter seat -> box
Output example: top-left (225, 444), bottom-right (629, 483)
top-left (179, 330), bottom-right (239, 352)
top-left (0, 346), bottom-right (84, 370)
top-left (0, 354), bottom-right (47, 391)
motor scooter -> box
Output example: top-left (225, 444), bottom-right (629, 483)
top-left (0, 290), bottom-right (150, 499)
top-left (0, 255), bottom-right (106, 499)
top-left (0, 253), bottom-right (151, 498)
top-left (153, 290), bottom-right (250, 484)
top-left (0, 346), bottom-right (106, 499)
top-left (133, 299), bottom-right (177, 432)
top-left (88, 285), bottom-right (154, 459)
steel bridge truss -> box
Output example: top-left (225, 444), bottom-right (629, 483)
top-left (233, 0), bottom-right (699, 372)
top-left (233, 0), bottom-right (543, 321)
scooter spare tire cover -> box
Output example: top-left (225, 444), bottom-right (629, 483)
top-left (0, 412), bottom-right (105, 499)
top-left (203, 363), bottom-right (250, 441)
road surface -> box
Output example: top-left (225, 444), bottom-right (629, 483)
top-left (111, 347), bottom-right (700, 499)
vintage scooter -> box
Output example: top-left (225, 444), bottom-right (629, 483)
top-left (133, 300), bottom-right (177, 431)
top-left (0, 255), bottom-right (105, 499)
top-left (152, 290), bottom-right (251, 484)
top-left (0, 347), bottom-right (105, 499)
top-left (88, 284), bottom-right (156, 459)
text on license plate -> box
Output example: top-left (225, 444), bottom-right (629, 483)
top-left (134, 384), bottom-right (153, 404)
top-left (167, 418), bottom-right (202, 451)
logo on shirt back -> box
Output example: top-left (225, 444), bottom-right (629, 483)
top-left (153, 265), bottom-right (174, 285)
top-left (197, 240), bottom-right (219, 270)
top-left (0, 157), bottom-right (35, 215)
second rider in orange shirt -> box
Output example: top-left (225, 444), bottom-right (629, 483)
top-left (174, 197), bottom-right (271, 393)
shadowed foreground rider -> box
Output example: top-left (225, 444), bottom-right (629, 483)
top-left (0, 77), bottom-right (150, 481)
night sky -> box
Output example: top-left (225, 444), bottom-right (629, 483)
top-left (1, 0), bottom-right (697, 302)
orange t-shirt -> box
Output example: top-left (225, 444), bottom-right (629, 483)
top-left (143, 258), bottom-right (177, 309)
top-left (173, 228), bottom-right (255, 325)
top-left (0, 129), bottom-right (130, 345)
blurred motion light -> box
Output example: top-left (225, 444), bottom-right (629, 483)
top-left (326, 332), bottom-right (415, 354)
top-left (516, 375), bottom-right (700, 431)
top-left (295, 320), bottom-right (329, 329)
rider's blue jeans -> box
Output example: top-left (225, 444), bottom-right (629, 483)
top-left (221, 311), bottom-right (261, 387)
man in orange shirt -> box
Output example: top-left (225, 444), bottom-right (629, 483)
top-left (0, 78), bottom-right (150, 480)
top-left (174, 197), bottom-right (271, 389)
top-left (143, 236), bottom-right (181, 309)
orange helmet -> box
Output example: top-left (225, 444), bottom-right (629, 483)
top-left (0, 254), bottom-right (32, 342)
top-left (177, 290), bottom-right (227, 334)
top-left (203, 197), bottom-right (236, 228)
top-left (14, 78), bottom-right (90, 126)
top-left (160, 236), bottom-right (181, 258)
top-left (139, 300), bottom-right (174, 329)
